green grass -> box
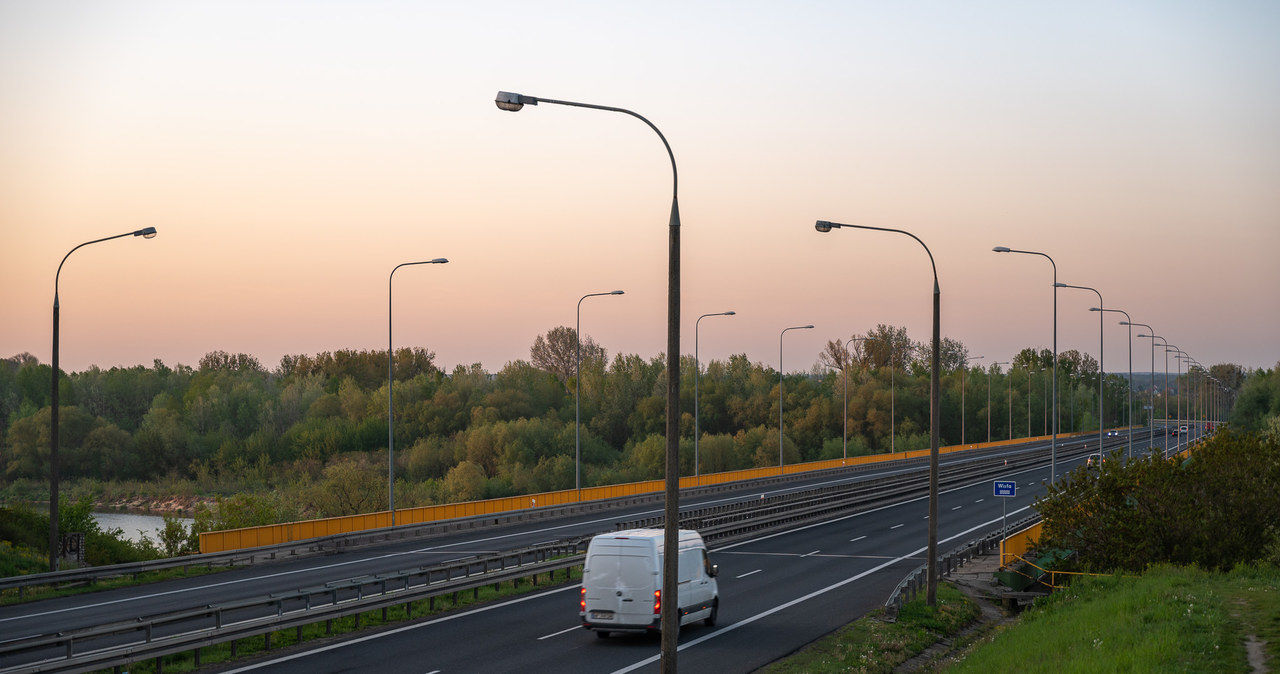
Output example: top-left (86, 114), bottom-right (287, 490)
top-left (0, 562), bottom-right (229, 606)
top-left (945, 565), bottom-right (1280, 673)
top-left (759, 582), bottom-right (981, 674)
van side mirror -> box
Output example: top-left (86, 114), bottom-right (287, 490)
top-left (709, 564), bottom-right (719, 577)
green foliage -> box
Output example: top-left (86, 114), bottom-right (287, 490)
top-left (1036, 430), bottom-right (1280, 572)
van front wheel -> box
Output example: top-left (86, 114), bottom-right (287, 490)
top-left (704, 599), bottom-right (719, 627)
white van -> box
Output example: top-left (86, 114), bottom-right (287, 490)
top-left (579, 528), bottom-right (719, 637)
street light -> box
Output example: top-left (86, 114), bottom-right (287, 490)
top-left (1057, 283), bottom-right (1105, 454)
top-left (388, 259), bottom-right (448, 526)
top-left (1095, 308), bottom-right (1133, 459)
top-left (50, 226), bottom-right (157, 571)
top-left (989, 361), bottom-right (1008, 443)
top-left (496, 91), bottom-right (685, 663)
top-left (779, 324), bottom-right (815, 468)
top-left (1131, 326), bottom-right (1160, 454)
top-left (1169, 348), bottom-right (1188, 456)
top-left (817, 219), bottom-right (943, 606)
top-left (842, 337), bottom-right (869, 460)
top-left (962, 356), bottom-right (983, 445)
top-left (695, 311), bottom-right (735, 478)
top-left (992, 246), bottom-right (1059, 484)
top-left (578, 290), bottom-right (625, 499)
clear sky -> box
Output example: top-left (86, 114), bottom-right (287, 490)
top-left (3, 1), bottom-right (1277, 377)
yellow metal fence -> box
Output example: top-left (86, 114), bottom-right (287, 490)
top-left (200, 431), bottom-right (1090, 554)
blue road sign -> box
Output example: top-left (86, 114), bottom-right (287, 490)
top-left (993, 481), bottom-right (1016, 497)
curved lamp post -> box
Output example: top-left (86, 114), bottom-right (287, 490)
top-left (496, 90), bottom-right (685, 661)
top-left (844, 337), bottom-right (869, 459)
top-left (1095, 308), bottom-right (1133, 459)
top-left (779, 325), bottom-right (815, 468)
top-left (989, 361), bottom-right (1008, 443)
top-left (1138, 333), bottom-right (1169, 450)
top-left (695, 311), bottom-right (735, 478)
top-left (389, 259), bottom-right (448, 526)
top-left (1057, 283), bottom-right (1105, 453)
top-left (578, 290), bottom-right (625, 499)
top-left (816, 219), bottom-right (942, 606)
top-left (992, 247), bottom-right (1059, 484)
top-left (50, 227), bottom-right (158, 570)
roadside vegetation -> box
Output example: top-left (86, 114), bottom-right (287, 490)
top-left (2, 328), bottom-right (1173, 564)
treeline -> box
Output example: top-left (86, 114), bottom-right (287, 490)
top-left (0, 327), bottom-right (1248, 519)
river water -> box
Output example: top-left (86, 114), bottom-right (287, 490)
top-left (93, 511), bottom-right (193, 544)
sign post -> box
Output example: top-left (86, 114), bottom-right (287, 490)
top-left (993, 480), bottom-right (1016, 539)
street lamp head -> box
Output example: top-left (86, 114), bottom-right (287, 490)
top-left (431, 258), bottom-right (449, 264)
top-left (814, 220), bottom-right (835, 233)
top-left (610, 290), bottom-right (624, 295)
top-left (1089, 307), bottom-right (1101, 312)
top-left (495, 91), bottom-right (536, 112)
top-left (723, 311), bottom-right (736, 316)
top-left (992, 246), bottom-right (1011, 253)
top-left (803, 324), bottom-right (814, 329)
top-left (1053, 282), bottom-right (1067, 288)
top-left (134, 227), bottom-right (158, 239)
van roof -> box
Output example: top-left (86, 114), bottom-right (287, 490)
top-left (592, 529), bottom-right (705, 550)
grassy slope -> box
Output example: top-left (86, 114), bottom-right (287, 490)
top-left (947, 565), bottom-right (1279, 673)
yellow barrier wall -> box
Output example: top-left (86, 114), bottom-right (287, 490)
top-left (199, 431), bottom-right (1089, 554)
top-left (1000, 520), bottom-right (1043, 567)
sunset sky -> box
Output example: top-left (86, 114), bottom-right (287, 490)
top-left (3, 1), bottom-right (1277, 378)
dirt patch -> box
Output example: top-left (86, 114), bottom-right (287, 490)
top-left (894, 555), bottom-right (1016, 673)
top-left (1246, 634), bottom-right (1269, 673)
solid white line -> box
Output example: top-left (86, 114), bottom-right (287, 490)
top-left (849, 536), bottom-right (867, 543)
top-left (890, 523), bottom-right (905, 529)
top-left (538, 625), bottom-right (581, 640)
top-left (213, 584), bottom-right (580, 672)
top-left (610, 510), bottom-right (1027, 674)
top-left (736, 569), bottom-right (762, 579)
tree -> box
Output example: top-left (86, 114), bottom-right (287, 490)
top-left (530, 326), bottom-right (606, 389)
top-left (308, 455), bottom-right (386, 516)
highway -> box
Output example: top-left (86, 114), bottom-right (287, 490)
top-left (1, 427), bottom-right (1198, 672)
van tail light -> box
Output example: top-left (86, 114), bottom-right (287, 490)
top-left (580, 587), bottom-right (586, 612)
top-left (653, 589), bottom-right (661, 614)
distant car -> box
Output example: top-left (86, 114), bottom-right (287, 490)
top-left (1179, 425), bottom-right (1189, 435)
top-left (1169, 427), bottom-right (1179, 436)
top-left (1106, 429), bottom-right (1120, 437)
top-left (1087, 453), bottom-right (1105, 469)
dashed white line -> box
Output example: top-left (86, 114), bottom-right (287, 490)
top-left (890, 523), bottom-right (905, 529)
top-left (736, 569), bottom-right (762, 579)
top-left (850, 535), bottom-right (867, 543)
top-left (801, 550), bottom-right (821, 558)
top-left (538, 625), bottom-right (581, 640)
top-left (951, 505), bottom-right (963, 511)
top-left (975, 498), bottom-right (985, 503)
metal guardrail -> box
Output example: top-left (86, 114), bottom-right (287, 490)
top-left (0, 540), bottom-right (587, 674)
top-left (883, 512), bottom-right (1043, 618)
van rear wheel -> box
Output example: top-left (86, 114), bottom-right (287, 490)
top-left (704, 599), bottom-right (719, 627)
top-left (595, 630), bottom-right (610, 639)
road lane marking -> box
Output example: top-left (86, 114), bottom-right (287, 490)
top-left (611, 509), bottom-right (1030, 674)
top-left (736, 569), bottom-right (762, 579)
top-left (890, 524), bottom-right (904, 529)
top-left (850, 535), bottom-right (867, 543)
top-left (975, 498), bottom-right (985, 503)
top-left (951, 506), bottom-right (963, 511)
top-left (801, 550), bottom-right (820, 557)
top-left (538, 625), bottom-right (581, 640)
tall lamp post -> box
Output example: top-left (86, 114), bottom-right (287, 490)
top-left (50, 227), bottom-right (158, 571)
top-left (843, 337), bottom-right (869, 459)
top-left (496, 91), bottom-right (685, 665)
top-left (695, 311), bottom-right (735, 478)
top-left (388, 258), bottom-right (449, 526)
top-left (779, 324), bottom-right (815, 468)
top-left (1057, 283), bottom-right (1105, 453)
top-left (1168, 348), bottom-right (1188, 456)
top-left (578, 290), bottom-right (625, 498)
top-left (989, 361), bottom-right (1008, 443)
top-left (1094, 308), bottom-right (1133, 459)
top-left (816, 219), bottom-right (943, 606)
top-left (962, 356), bottom-right (984, 445)
top-left (993, 247), bottom-right (1059, 483)
top-left (1132, 327), bottom-right (1161, 453)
